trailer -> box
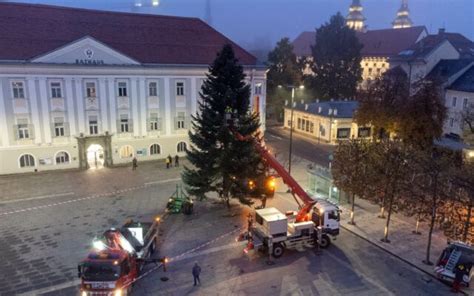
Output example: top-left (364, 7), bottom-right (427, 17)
top-left (78, 218), bottom-right (164, 296)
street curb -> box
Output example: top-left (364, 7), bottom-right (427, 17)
top-left (340, 225), bottom-right (468, 295)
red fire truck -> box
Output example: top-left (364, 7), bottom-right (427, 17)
top-left (78, 218), bottom-right (164, 296)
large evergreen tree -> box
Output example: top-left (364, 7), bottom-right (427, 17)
top-left (183, 44), bottom-right (262, 207)
top-left (266, 38), bottom-right (302, 120)
top-left (309, 12), bottom-right (363, 100)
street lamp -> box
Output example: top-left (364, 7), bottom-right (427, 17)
top-left (279, 84), bottom-right (304, 178)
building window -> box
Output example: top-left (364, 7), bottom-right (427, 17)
top-left (50, 82), bottom-right (62, 98)
top-left (89, 116), bottom-right (98, 135)
top-left (449, 118), bottom-right (454, 127)
top-left (177, 141), bottom-right (187, 153)
top-left (463, 98), bottom-right (469, 109)
top-left (118, 82), bottom-right (128, 97)
top-left (12, 82), bottom-right (25, 99)
top-left (149, 113), bottom-right (160, 131)
top-left (176, 81), bottom-right (185, 96)
top-left (255, 83), bottom-right (263, 95)
top-left (310, 122), bottom-right (314, 133)
top-left (17, 123), bottom-right (30, 139)
top-left (55, 151), bottom-right (70, 164)
top-left (452, 97), bottom-right (457, 107)
top-left (149, 82), bottom-right (158, 97)
top-left (150, 144), bottom-right (161, 155)
top-left (54, 117), bottom-right (65, 137)
top-left (337, 128), bottom-right (351, 139)
top-left (119, 145), bottom-right (134, 158)
top-left (19, 154), bottom-right (35, 168)
top-left (175, 112), bottom-right (186, 129)
top-left (368, 68), bottom-right (373, 74)
top-left (120, 115), bottom-right (130, 133)
top-left (297, 118), bottom-right (302, 129)
top-left (305, 120), bottom-right (310, 132)
top-left (358, 127), bottom-right (371, 138)
top-left (86, 82), bottom-right (97, 98)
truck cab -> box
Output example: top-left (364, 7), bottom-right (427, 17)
top-left (312, 199), bottom-right (340, 237)
top-left (79, 250), bottom-right (137, 296)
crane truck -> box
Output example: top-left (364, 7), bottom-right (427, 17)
top-left (77, 218), bottom-right (164, 296)
top-left (233, 129), bottom-right (340, 258)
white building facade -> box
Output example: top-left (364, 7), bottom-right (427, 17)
top-left (0, 3), bottom-right (266, 174)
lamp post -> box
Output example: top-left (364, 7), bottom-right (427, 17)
top-left (279, 84), bottom-right (304, 177)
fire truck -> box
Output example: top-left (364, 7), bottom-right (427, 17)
top-left (435, 241), bottom-right (473, 287)
top-left (234, 130), bottom-right (340, 257)
top-left (78, 218), bottom-right (163, 296)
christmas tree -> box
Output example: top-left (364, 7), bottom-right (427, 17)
top-left (183, 44), bottom-right (262, 206)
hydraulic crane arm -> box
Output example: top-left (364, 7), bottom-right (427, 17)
top-left (235, 132), bottom-right (316, 222)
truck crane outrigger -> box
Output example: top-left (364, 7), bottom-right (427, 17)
top-left (230, 116), bottom-right (340, 258)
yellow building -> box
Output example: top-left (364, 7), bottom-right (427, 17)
top-left (283, 100), bottom-right (370, 144)
top-left (292, 27), bottom-right (427, 86)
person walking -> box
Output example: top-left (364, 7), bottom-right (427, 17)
top-left (132, 157), bottom-right (138, 171)
top-left (165, 156), bottom-right (170, 169)
top-left (175, 155), bottom-right (179, 167)
top-left (192, 262), bottom-right (201, 286)
top-left (167, 155), bottom-right (172, 168)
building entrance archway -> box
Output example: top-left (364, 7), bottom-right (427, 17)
top-left (77, 134), bottom-right (113, 169)
top-left (87, 144), bottom-right (104, 169)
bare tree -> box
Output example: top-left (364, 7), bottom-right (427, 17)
top-left (332, 139), bottom-right (371, 225)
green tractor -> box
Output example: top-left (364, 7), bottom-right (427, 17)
top-left (166, 184), bottom-right (194, 215)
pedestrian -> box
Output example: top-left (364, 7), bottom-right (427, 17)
top-left (132, 157), bottom-right (138, 171)
top-left (175, 155), bottom-right (179, 167)
top-left (167, 155), bottom-right (172, 168)
top-left (165, 156), bottom-right (170, 169)
top-left (451, 264), bottom-right (465, 293)
top-left (192, 262), bottom-right (201, 286)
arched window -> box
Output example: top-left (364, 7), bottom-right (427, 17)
top-left (150, 144), bottom-right (161, 155)
top-left (119, 145), bottom-right (134, 158)
top-left (19, 154), bottom-right (35, 168)
top-left (177, 142), bottom-right (187, 153)
top-left (55, 151), bottom-right (70, 164)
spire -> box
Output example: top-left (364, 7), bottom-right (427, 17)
top-left (205, 0), bottom-right (212, 26)
top-left (346, 0), bottom-right (366, 32)
top-left (392, 0), bottom-right (413, 29)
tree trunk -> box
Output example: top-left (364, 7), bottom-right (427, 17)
top-left (381, 192), bottom-right (394, 243)
top-left (378, 188), bottom-right (387, 219)
top-left (424, 177), bottom-right (438, 266)
top-left (463, 202), bottom-right (473, 242)
top-left (349, 193), bottom-right (356, 225)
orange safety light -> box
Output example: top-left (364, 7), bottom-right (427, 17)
top-left (268, 178), bottom-right (276, 189)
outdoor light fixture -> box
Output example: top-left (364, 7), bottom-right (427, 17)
top-left (152, 0), bottom-right (160, 6)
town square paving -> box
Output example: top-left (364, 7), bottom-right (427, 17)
top-left (0, 146), bottom-right (460, 295)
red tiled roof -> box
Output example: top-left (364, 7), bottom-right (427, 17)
top-left (0, 3), bottom-right (257, 65)
top-left (292, 26), bottom-right (427, 58)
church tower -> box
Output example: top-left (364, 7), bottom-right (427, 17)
top-left (392, 0), bottom-right (413, 29)
top-left (346, 0), bottom-right (366, 32)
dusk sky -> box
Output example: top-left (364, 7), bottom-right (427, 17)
top-left (7, 0), bottom-right (474, 51)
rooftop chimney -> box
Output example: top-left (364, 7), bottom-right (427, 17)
top-left (305, 104), bottom-right (308, 111)
top-left (334, 109), bottom-right (338, 116)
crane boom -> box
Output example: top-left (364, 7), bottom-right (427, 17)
top-left (235, 132), bottom-right (316, 222)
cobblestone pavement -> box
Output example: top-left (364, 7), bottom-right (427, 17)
top-left (0, 131), bottom-right (466, 295)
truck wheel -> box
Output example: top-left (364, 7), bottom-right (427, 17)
top-left (319, 234), bottom-right (331, 249)
top-left (272, 243), bottom-right (285, 258)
